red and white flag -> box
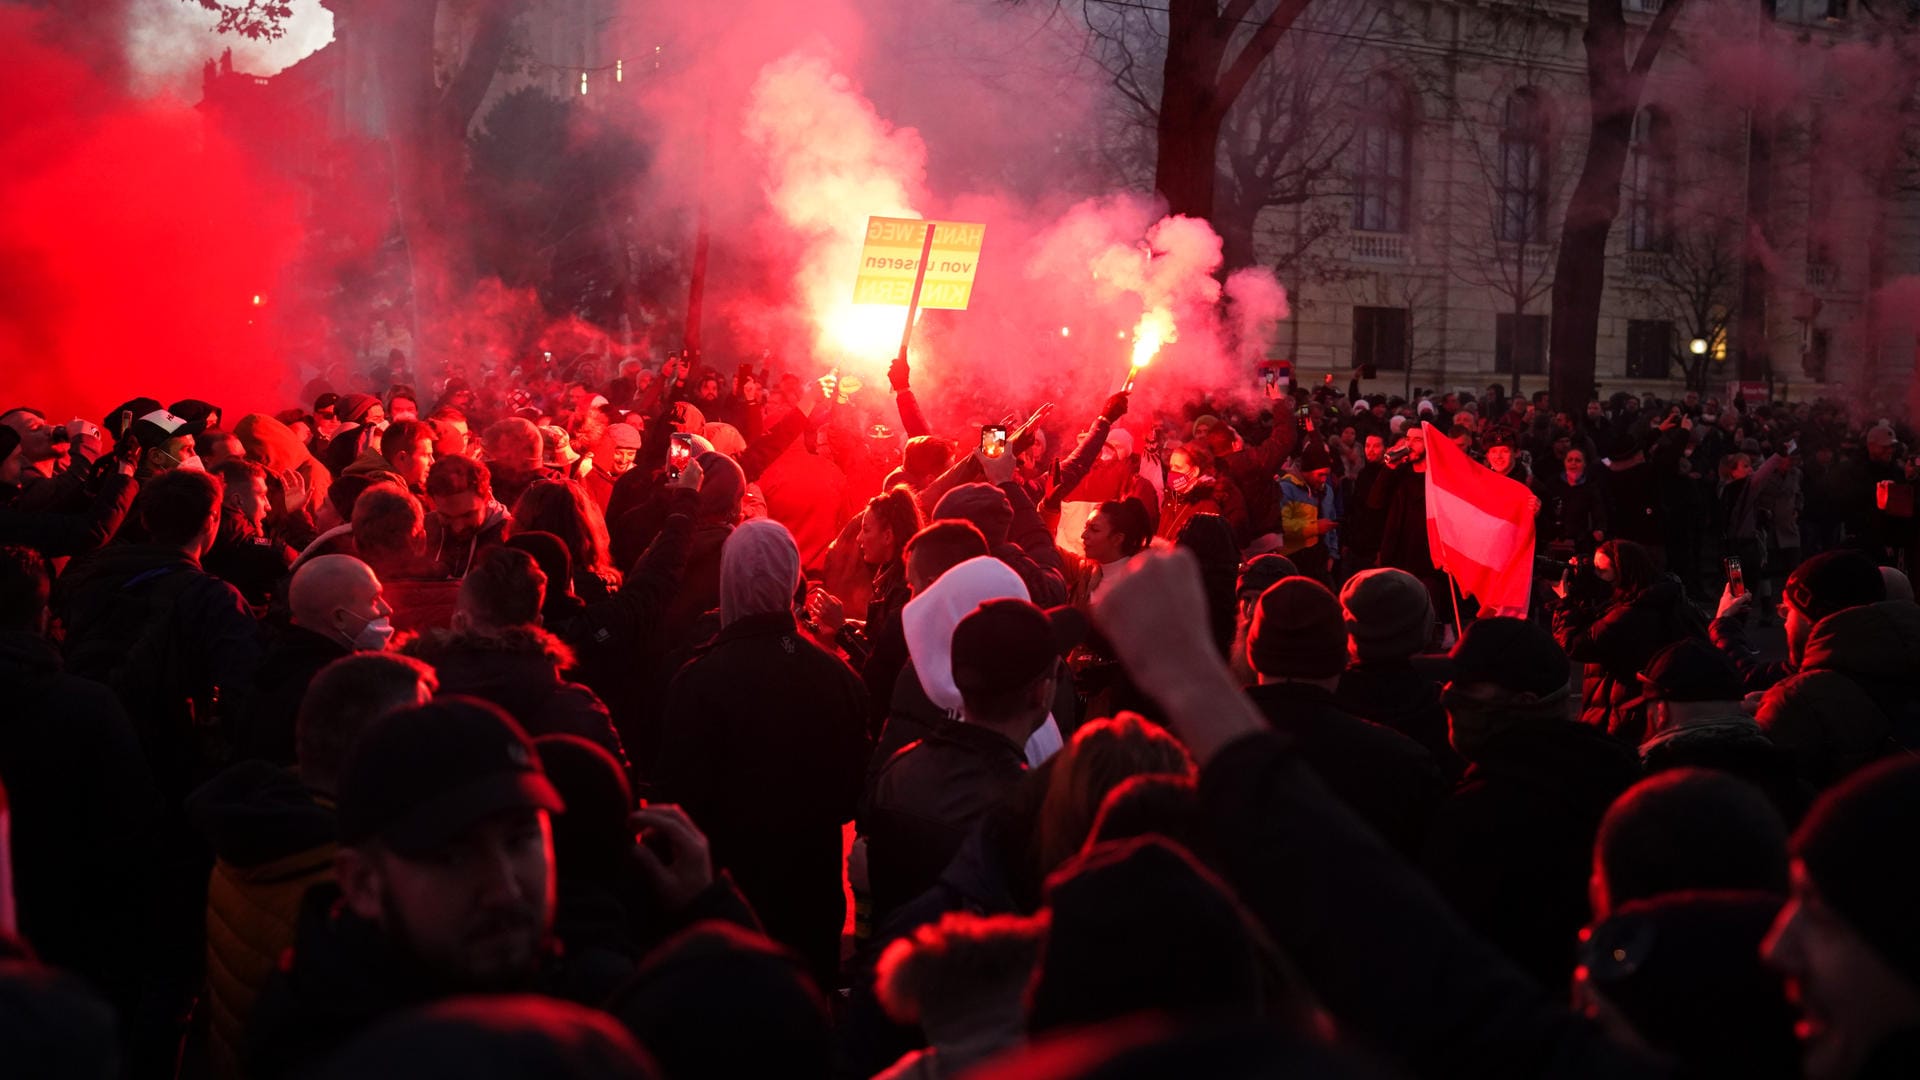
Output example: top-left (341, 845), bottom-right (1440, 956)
top-left (1421, 421), bottom-right (1535, 617)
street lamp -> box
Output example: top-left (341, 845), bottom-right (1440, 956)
top-left (1689, 337), bottom-right (1709, 356)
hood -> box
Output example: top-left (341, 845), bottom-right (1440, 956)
top-left (897, 560), bottom-right (1062, 766)
top-left (186, 759), bottom-right (336, 869)
top-left (402, 623), bottom-right (575, 676)
top-left (1468, 718), bottom-right (1643, 804)
top-left (1801, 601), bottom-right (1920, 681)
top-left (59, 543), bottom-right (196, 595)
top-left (902, 556), bottom-right (1029, 714)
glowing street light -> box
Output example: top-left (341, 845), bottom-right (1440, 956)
top-left (1059, 326), bottom-right (1071, 338)
top-left (579, 72), bottom-right (589, 95)
top-left (251, 294), bottom-right (263, 306)
top-left (1689, 336), bottom-right (1709, 356)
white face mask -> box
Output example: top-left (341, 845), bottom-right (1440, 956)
top-left (344, 611), bottom-right (395, 651)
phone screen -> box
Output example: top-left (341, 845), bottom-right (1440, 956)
top-left (980, 425), bottom-right (1009, 459)
top-left (668, 433), bottom-right (694, 478)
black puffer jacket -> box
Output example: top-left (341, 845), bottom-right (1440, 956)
top-left (1552, 577), bottom-right (1706, 742)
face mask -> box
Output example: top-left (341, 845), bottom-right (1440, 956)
top-left (1168, 471), bottom-right (1197, 494)
top-left (345, 612), bottom-right (395, 651)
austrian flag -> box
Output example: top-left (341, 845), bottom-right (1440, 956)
top-left (1420, 421), bottom-right (1536, 617)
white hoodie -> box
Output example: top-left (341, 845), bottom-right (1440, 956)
top-left (900, 555), bottom-right (1063, 765)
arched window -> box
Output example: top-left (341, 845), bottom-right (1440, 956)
top-left (1628, 107), bottom-right (1675, 252)
top-left (1353, 74), bottom-right (1414, 233)
top-left (1496, 88), bottom-right (1550, 243)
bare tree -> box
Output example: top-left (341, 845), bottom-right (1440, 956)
top-left (1085, 0), bottom-right (1371, 269)
top-left (1544, 0), bottom-right (1686, 409)
top-left (1422, 11), bottom-right (1577, 398)
top-left (1639, 226), bottom-right (1739, 390)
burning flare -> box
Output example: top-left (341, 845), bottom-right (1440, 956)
top-left (1131, 307), bottom-right (1175, 369)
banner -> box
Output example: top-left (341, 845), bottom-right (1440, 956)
top-left (852, 216), bottom-right (986, 310)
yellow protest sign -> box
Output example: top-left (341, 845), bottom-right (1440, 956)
top-left (852, 216), bottom-right (987, 310)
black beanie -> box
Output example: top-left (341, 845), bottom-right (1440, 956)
top-left (1794, 757), bottom-right (1920, 986)
top-left (1785, 550), bottom-right (1885, 624)
top-left (1249, 577), bottom-right (1348, 680)
top-left (1029, 837), bottom-right (1266, 1035)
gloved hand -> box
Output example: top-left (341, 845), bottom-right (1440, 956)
top-left (1100, 392), bottom-right (1130, 425)
top-left (888, 356), bottom-right (911, 393)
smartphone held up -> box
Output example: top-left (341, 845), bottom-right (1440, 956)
top-left (980, 425), bottom-right (1009, 459)
top-left (668, 432), bottom-right (695, 480)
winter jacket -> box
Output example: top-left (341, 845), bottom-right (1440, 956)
top-left (1201, 733), bottom-right (1667, 1078)
top-left (1536, 471), bottom-right (1608, 553)
top-left (863, 718), bottom-right (1029, 921)
top-left (0, 467), bottom-right (136, 559)
top-left (399, 625), bottom-right (629, 773)
top-left (1603, 460), bottom-right (1662, 547)
top-left (1422, 719), bottom-right (1642, 991)
top-left (1277, 473), bottom-right (1342, 561)
top-left (421, 499), bottom-right (510, 578)
top-left (0, 629), bottom-right (162, 1013)
top-left (1245, 682), bottom-right (1442, 857)
top-left (55, 543), bottom-right (264, 801)
top-left (1551, 578), bottom-right (1706, 742)
top-left (204, 508), bottom-right (295, 610)
top-left (1757, 600), bottom-right (1920, 791)
top-left (1343, 460), bottom-right (1388, 564)
top-left (238, 625), bottom-right (351, 766)
top-left (1718, 453), bottom-right (1786, 544)
top-left (655, 610), bottom-right (870, 983)
top-left (1335, 660), bottom-right (1463, 783)
top-left (1370, 465), bottom-right (1435, 576)
top-left (1640, 710), bottom-right (1810, 825)
top-left (185, 761), bottom-right (336, 1080)
top-left (1218, 413), bottom-right (1298, 538)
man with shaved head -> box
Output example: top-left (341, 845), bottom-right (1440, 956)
top-left (240, 554), bottom-right (395, 765)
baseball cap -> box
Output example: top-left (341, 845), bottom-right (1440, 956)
top-left (336, 697), bottom-right (564, 858)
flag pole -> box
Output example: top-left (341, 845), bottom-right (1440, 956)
top-left (1447, 573), bottom-right (1466, 641)
top-left (896, 223), bottom-right (937, 367)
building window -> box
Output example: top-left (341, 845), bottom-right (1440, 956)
top-left (1497, 89), bottom-right (1550, 244)
top-left (1495, 313), bottom-right (1548, 374)
top-left (1804, 327), bottom-right (1831, 380)
top-left (1623, 0), bottom-right (1663, 11)
top-left (1808, 122), bottom-right (1837, 270)
top-left (1353, 74), bottom-right (1413, 233)
top-left (1353, 306), bottom-right (1409, 371)
top-left (1626, 319), bottom-right (1673, 378)
top-left (1628, 109), bottom-right (1675, 253)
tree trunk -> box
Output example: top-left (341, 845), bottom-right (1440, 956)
top-left (1547, 0), bottom-right (1641, 413)
top-left (1735, 107), bottom-right (1775, 382)
top-left (1154, 0), bottom-right (1229, 220)
top-left (1547, 105), bottom-right (1634, 410)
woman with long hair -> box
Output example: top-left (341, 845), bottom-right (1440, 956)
top-left (1034, 712), bottom-right (1196, 881)
top-left (511, 479), bottom-right (621, 603)
top-left (1549, 539), bottom-right (1706, 742)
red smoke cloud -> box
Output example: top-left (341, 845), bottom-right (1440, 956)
top-left (0, 7), bottom-right (304, 423)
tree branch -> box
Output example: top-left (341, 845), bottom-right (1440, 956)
top-left (1629, 0), bottom-right (1688, 80)
top-left (1216, 0), bottom-right (1316, 118)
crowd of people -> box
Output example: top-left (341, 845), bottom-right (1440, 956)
top-left (2, 347), bottom-right (1919, 1080)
